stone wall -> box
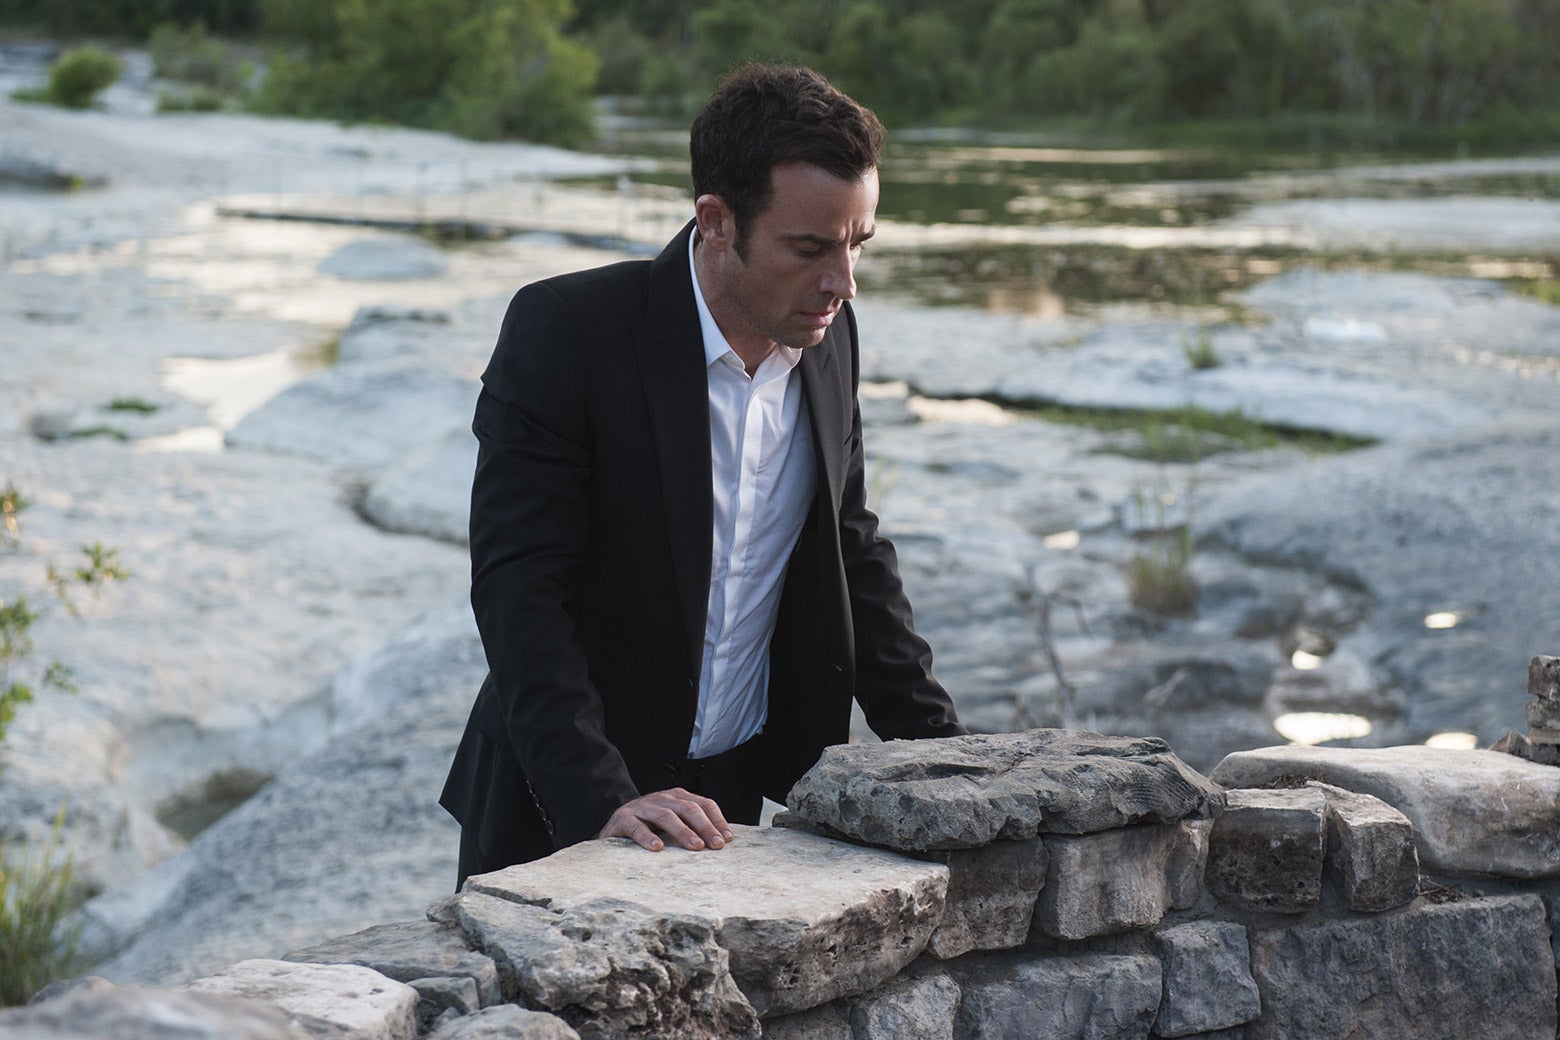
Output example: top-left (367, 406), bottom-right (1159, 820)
top-left (9, 664), bottom-right (1560, 1040)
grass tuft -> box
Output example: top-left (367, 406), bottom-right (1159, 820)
top-left (0, 812), bottom-right (81, 1007)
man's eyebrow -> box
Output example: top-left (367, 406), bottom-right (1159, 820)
top-left (783, 227), bottom-right (877, 247)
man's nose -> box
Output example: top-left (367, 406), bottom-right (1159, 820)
top-left (820, 252), bottom-right (857, 300)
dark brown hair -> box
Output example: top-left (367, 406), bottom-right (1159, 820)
top-left (690, 64), bottom-right (884, 255)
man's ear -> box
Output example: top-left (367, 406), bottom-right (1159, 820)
top-left (694, 194), bottom-right (736, 254)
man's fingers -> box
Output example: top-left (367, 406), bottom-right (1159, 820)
top-left (596, 788), bottom-right (733, 851)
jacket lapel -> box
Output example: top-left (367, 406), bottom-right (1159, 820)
top-left (799, 316), bottom-right (845, 524)
top-left (633, 224), bottom-right (714, 683)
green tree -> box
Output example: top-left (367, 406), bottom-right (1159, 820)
top-left (256, 0), bottom-right (597, 146)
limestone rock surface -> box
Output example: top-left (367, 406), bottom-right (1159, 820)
top-left (1206, 787), bottom-right (1325, 913)
top-left (318, 237), bottom-right (450, 281)
top-left (183, 959), bottom-right (418, 1040)
top-left (1212, 745), bottom-right (1560, 879)
top-left (1153, 921), bottom-right (1261, 1037)
top-left (0, 984), bottom-right (306, 1040)
top-left (465, 826), bottom-right (947, 1017)
top-left (785, 729), bottom-right (1224, 851)
top-left (950, 950), bottom-right (1161, 1040)
top-left (1247, 894), bottom-right (1556, 1040)
top-left (444, 890), bottom-right (759, 1039)
top-left (1034, 819), bottom-right (1208, 939)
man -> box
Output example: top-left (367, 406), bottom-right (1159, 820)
top-left (441, 64), bottom-right (965, 885)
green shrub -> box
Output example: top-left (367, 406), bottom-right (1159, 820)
top-left (0, 814), bottom-right (81, 1007)
top-left (1183, 327), bottom-right (1221, 370)
top-left (149, 21), bottom-right (247, 94)
top-left (253, 0), bottom-right (597, 146)
top-left (1128, 528), bottom-right (1197, 617)
top-left (45, 46), bottom-right (122, 109)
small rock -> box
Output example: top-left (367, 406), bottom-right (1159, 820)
top-left (1206, 788), bottom-right (1325, 914)
top-left (950, 950), bottom-right (1161, 1040)
top-left (848, 972), bottom-right (960, 1040)
top-left (426, 1005), bottom-right (581, 1040)
top-left (923, 838), bottom-right (1048, 959)
top-left (1153, 921), bottom-right (1261, 1037)
top-left (1529, 655), bottom-right (1560, 702)
top-left (407, 976), bottom-right (480, 1029)
top-left (183, 959), bottom-right (418, 1040)
top-left (1033, 819), bottom-right (1209, 940)
top-left (1309, 781), bottom-right (1419, 911)
top-left (785, 729), bottom-right (1224, 851)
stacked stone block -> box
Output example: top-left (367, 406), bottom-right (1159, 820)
top-left (1492, 654), bottom-right (1560, 765)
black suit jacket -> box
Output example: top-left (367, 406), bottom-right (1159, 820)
top-left (440, 224), bottom-right (963, 866)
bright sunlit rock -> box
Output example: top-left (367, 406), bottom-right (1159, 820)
top-left (1425, 731), bottom-right (1479, 750)
top-left (1043, 529), bottom-right (1080, 550)
top-left (1274, 712), bottom-right (1373, 745)
top-left (1424, 611), bottom-right (1461, 629)
top-left (1290, 649), bottom-right (1325, 670)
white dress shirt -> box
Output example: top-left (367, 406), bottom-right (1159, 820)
top-left (686, 231), bottom-right (817, 758)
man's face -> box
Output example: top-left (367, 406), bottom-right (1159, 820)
top-left (696, 163), bottom-right (879, 361)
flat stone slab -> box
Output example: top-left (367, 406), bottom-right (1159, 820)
top-left (183, 959), bottom-right (418, 1040)
top-left (0, 984), bottom-right (307, 1040)
top-left (1211, 745), bottom-right (1560, 879)
top-left (1247, 894), bottom-right (1557, 1040)
top-left (465, 826), bottom-right (947, 1017)
top-left (785, 729), bottom-right (1224, 851)
top-left (284, 919), bottom-right (500, 1007)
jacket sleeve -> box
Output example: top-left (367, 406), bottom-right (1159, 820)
top-left (835, 306), bottom-right (967, 740)
top-left (468, 282), bottom-right (641, 849)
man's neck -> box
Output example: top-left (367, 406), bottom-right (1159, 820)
top-left (692, 235), bottom-right (776, 377)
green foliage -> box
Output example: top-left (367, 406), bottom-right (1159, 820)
top-left (0, 487), bottom-right (126, 765)
top-left (564, 0), bottom-right (1560, 143)
top-left (44, 45), bottom-right (122, 109)
top-left (1183, 328), bottom-right (1221, 370)
top-left (148, 20), bottom-right (250, 94)
top-left (254, 0), bottom-right (598, 147)
top-left (1128, 524), bottom-right (1197, 616)
top-left (105, 397), bottom-right (161, 414)
top-left (0, 811), bottom-right (81, 1007)
top-left (0, 0), bottom-right (260, 36)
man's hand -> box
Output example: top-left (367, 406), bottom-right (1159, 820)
top-left (597, 788), bottom-right (735, 852)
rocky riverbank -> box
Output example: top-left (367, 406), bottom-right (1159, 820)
top-left (2, 74), bottom-right (1559, 986)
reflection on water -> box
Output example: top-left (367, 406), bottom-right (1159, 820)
top-left (1425, 732), bottom-right (1479, 750)
top-left (1274, 711), bottom-right (1373, 745)
top-left (162, 351), bottom-right (313, 430)
top-left (1424, 611), bottom-right (1462, 630)
top-left (144, 349), bottom-right (325, 453)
